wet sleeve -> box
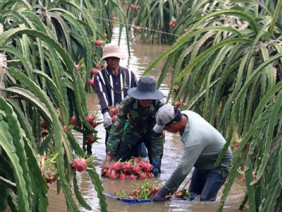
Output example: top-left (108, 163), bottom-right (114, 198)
top-left (150, 101), bottom-right (165, 159)
top-left (163, 143), bottom-right (204, 194)
top-left (151, 131), bottom-right (165, 160)
top-left (93, 72), bottom-right (110, 113)
top-left (106, 102), bottom-right (127, 153)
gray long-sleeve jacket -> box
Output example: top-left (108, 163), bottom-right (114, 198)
top-left (163, 110), bottom-right (232, 193)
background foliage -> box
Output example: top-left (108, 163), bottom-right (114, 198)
top-left (0, 0), bottom-right (126, 211)
top-left (142, 1), bottom-right (282, 212)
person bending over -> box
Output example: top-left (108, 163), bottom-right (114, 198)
top-left (152, 105), bottom-right (232, 201)
top-left (101, 76), bottom-right (165, 177)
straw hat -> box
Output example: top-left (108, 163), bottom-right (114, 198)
top-left (100, 43), bottom-right (125, 63)
top-left (128, 76), bottom-right (164, 100)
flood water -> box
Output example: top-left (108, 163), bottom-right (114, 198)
top-left (47, 28), bottom-right (246, 212)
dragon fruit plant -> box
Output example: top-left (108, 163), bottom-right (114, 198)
top-left (38, 153), bottom-right (58, 184)
top-left (71, 156), bottom-right (95, 172)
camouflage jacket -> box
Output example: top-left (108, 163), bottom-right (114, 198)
top-left (106, 96), bottom-right (165, 160)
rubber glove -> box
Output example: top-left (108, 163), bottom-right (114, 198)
top-left (152, 167), bottom-right (160, 177)
top-left (103, 112), bottom-right (112, 128)
top-left (151, 158), bottom-right (161, 177)
top-left (153, 187), bottom-right (171, 202)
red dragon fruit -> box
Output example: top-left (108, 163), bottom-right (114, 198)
top-left (41, 120), bottom-right (48, 130)
top-left (111, 114), bottom-right (117, 122)
top-left (132, 188), bottom-right (141, 196)
top-left (105, 168), bottom-right (112, 177)
top-left (71, 116), bottom-right (77, 126)
top-left (132, 164), bottom-right (140, 174)
top-left (109, 106), bottom-right (118, 116)
top-left (86, 114), bottom-right (96, 123)
top-left (128, 174), bottom-right (137, 180)
top-left (138, 172), bottom-right (147, 179)
top-left (71, 158), bottom-right (88, 172)
top-left (109, 171), bottom-right (118, 180)
top-left (90, 121), bottom-right (97, 128)
top-left (121, 162), bottom-right (131, 173)
top-left (140, 161), bottom-right (153, 172)
top-left (146, 172), bottom-right (154, 178)
top-left (133, 157), bottom-right (141, 163)
top-left (86, 135), bottom-right (97, 144)
top-left (112, 161), bottom-right (121, 172)
top-left (44, 172), bottom-right (57, 184)
top-left (150, 186), bottom-right (160, 195)
top-left (119, 173), bottom-right (127, 180)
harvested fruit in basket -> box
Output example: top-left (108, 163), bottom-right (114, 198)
top-left (104, 157), bottom-right (154, 180)
top-left (174, 188), bottom-right (190, 199)
top-left (115, 180), bottom-right (160, 199)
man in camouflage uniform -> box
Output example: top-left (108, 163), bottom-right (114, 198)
top-left (101, 76), bottom-right (165, 177)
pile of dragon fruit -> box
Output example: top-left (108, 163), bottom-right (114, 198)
top-left (115, 180), bottom-right (160, 199)
top-left (114, 180), bottom-right (192, 200)
top-left (104, 157), bottom-right (155, 180)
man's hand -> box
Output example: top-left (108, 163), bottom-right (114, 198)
top-left (103, 112), bottom-right (112, 128)
top-left (151, 158), bottom-right (161, 177)
top-left (152, 167), bottom-right (160, 177)
top-left (101, 154), bottom-right (112, 176)
top-left (153, 187), bottom-right (171, 202)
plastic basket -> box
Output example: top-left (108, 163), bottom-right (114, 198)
top-left (104, 193), bottom-right (195, 203)
top-left (105, 193), bottom-right (152, 203)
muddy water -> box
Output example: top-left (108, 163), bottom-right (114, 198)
top-left (48, 28), bottom-right (246, 211)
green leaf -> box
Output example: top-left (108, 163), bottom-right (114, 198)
top-left (190, 10), bottom-right (259, 35)
top-left (255, 91), bottom-right (282, 181)
top-left (266, 0), bottom-right (282, 40)
top-left (143, 26), bottom-right (243, 76)
top-left (23, 137), bottom-right (48, 212)
top-left (245, 157), bottom-right (256, 212)
top-left (0, 98), bottom-right (30, 211)
top-left (3, 86), bottom-right (52, 121)
top-left (73, 172), bottom-right (92, 210)
top-left (175, 38), bottom-right (251, 83)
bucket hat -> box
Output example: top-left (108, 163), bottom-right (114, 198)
top-left (128, 76), bottom-right (164, 100)
top-left (100, 43), bottom-right (125, 63)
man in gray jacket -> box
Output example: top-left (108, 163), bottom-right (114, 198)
top-left (152, 105), bottom-right (232, 201)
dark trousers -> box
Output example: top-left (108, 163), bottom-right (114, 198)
top-left (105, 130), bottom-right (109, 147)
top-left (189, 167), bottom-right (228, 201)
top-left (105, 128), bottom-right (147, 160)
top-left (115, 131), bottom-right (155, 163)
